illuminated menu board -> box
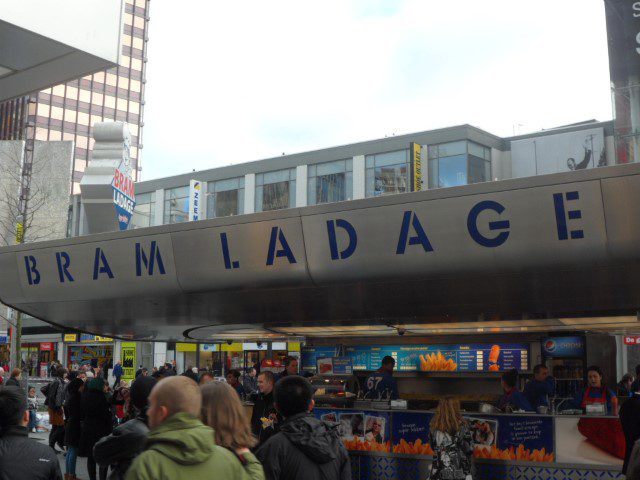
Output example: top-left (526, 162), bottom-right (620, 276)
top-left (344, 344), bottom-right (529, 372)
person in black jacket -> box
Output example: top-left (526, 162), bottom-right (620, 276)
top-left (5, 368), bottom-right (21, 387)
top-left (256, 376), bottom-right (351, 480)
top-left (64, 378), bottom-right (84, 480)
top-left (94, 375), bottom-right (157, 480)
top-left (620, 391), bottom-right (640, 475)
top-left (80, 378), bottom-right (113, 480)
top-left (0, 386), bottom-right (62, 480)
top-left (250, 371), bottom-right (281, 446)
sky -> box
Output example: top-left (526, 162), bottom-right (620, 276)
top-left (141, 0), bottom-right (613, 181)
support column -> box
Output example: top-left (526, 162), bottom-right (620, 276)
top-left (296, 165), bottom-right (307, 207)
top-left (244, 173), bottom-right (256, 214)
top-left (352, 155), bottom-right (365, 199)
top-left (154, 188), bottom-right (164, 226)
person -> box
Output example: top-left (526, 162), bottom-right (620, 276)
top-left (183, 366), bottom-right (199, 382)
top-left (199, 372), bottom-right (215, 385)
top-left (6, 367), bottom-right (21, 387)
top-left (28, 386), bottom-right (39, 432)
top-left (255, 376), bottom-right (351, 480)
top-left (125, 375), bottom-right (249, 480)
top-left (571, 365), bottom-right (618, 415)
top-left (64, 378), bottom-right (84, 480)
top-left (523, 364), bottom-right (555, 411)
top-left (113, 361), bottom-right (124, 388)
top-left (250, 371), bottom-right (280, 446)
top-left (0, 386), bottom-right (63, 480)
top-left (44, 367), bottom-right (67, 451)
top-left (618, 373), bottom-right (635, 398)
top-left (112, 380), bottom-right (129, 424)
top-left (243, 367), bottom-right (259, 395)
top-left (363, 356), bottom-right (399, 400)
top-left (200, 381), bottom-right (264, 479)
top-left (135, 367), bottom-right (148, 379)
top-left (277, 356), bottom-right (299, 381)
top-left (226, 369), bottom-right (246, 398)
top-left (80, 377), bottom-right (113, 480)
top-left (631, 365), bottom-right (640, 393)
top-left (428, 396), bottom-right (474, 480)
top-left (620, 387), bottom-right (640, 475)
top-left (365, 417), bottom-right (383, 444)
top-left (498, 369), bottom-right (532, 412)
top-left (95, 375), bottom-right (158, 480)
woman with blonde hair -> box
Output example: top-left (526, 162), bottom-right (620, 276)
top-left (428, 396), bottom-right (473, 480)
top-left (200, 381), bottom-right (264, 480)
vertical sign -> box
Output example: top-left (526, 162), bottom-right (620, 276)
top-left (410, 142), bottom-right (423, 192)
top-left (189, 180), bottom-right (203, 221)
top-left (121, 342), bottom-right (136, 381)
top-left (604, 0), bottom-right (640, 82)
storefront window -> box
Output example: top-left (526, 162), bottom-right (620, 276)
top-left (365, 150), bottom-right (409, 197)
top-left (307, 159), bottom-right (353, 205)
top-left (130, 191), bottom-right (156, 229)
top-left (163, 186), bottom-right (189, 224)
top-left (255, 168), bottom-right (296, 212)
top-left (206, 177), bottom-right (245, 218)
top-left (428, 141), bottom-right (492, 189)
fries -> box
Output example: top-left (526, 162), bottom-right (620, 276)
top-left (342, 438), bottom-right (391, 452)
top-left (473, 445), bottom-right (554, 462)
top-left (419, 352), bottom-right (457, 371)
top-left (392, 438), bottom-right (435, 455)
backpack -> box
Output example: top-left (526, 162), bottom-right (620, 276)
top-left (42, 380), bottom-right (59, 408)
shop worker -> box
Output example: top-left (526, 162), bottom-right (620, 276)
top-left (523, 364), bottom-right (555, 411)
top-left (364, 356), bottom-right (399, 400)
top-left (277, 356), bottom-right (299, 381)
top-left (571, 365), bottom-right (618, 415)
top-left (498, 369), bottom-right (533, 412)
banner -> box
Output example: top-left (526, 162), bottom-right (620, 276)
top-left (604, 0), bottom-right (640, 82)
top-left (541, 336), bottom-right (584, 357)
top-left (314, 408), bottom-right (391, 452)
top-left (189, 180), bottom-right (204, 221)
top-left (176, 342), bottom-right (197, 352)
top-left (410, 142), bottom-right (423, 192)
top-left (121, 342), bottom-right (136, 381)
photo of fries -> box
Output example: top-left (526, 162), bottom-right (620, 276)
top-left (342, 438), bottom-right (391, 452)
top-left (419, 352), bottom-right (457, 371)
top-left (473, 445), bottom-right (554, 462)
top-left (392, 438), bottom-right (435, 455)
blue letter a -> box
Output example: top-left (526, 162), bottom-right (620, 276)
top-left (266, 227), bottom-right (297, 266)
top-left (396, 211), bottom-right (433, 254)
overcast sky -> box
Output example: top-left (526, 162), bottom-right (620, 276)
top-left (141, 0), bottom-right (612, 181)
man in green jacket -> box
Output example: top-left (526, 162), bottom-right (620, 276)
top-left (126, 376), bottom-right (256, 480)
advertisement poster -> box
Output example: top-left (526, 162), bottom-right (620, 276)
top-left (121, 342), bottom-right (136, 381)
top-left (67, 345), bottom-right (113, 368)
top-left (315, 408), bottom-right (391, 452)
top-left (555, 417), bottom-right (623, 466)
top-left (392, 411), bottom-right (434, 455)
top-left (301, 346), bottom-right (337, 372)
top-left (541, 336), bottom-right (584, 358)
top-left (344, 343), bottom-right (529, 372)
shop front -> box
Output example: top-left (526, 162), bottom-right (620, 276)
top-left (63, 334), bottom-right (114, 370)
top-left (19, 341), bottom-right (59, 377)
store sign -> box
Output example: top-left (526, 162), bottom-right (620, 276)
top-left (40, 342), bottom-right (53, 351)
top-left (189, 180), bottom-right (204, 221)
top-left (221, 342), bottom-right (243, 352)
top-left (542, 336), bottom-right (585, 357)
top-left (121, 342), bottom-right (136, 381)
top-left (112, 165), bottom-right (136, 231)
top-left (301, 346), bottom-right (338, 372)
top-left (624, 335), bottom-right (640, 345)
top-left (605, 0), bottom-right (640, 82)
top-left (63, 334), bottom-right (78, 342)
top-left (410, 142), bottom-right (423, 192)
top-left (80, 334), bottom-right (112, 342)
top-left (176, 342), bottom-right (197, 352)
top-left (200, 343), bottom-right (218, 352)
top-left (0, 335), bottom-right (7, 344)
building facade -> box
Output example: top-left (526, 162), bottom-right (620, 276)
top-left (0, 0), bottom-right (150, 195)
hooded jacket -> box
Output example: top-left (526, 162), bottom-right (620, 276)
top-left (255, 412), bottom-right (351, 480)
top-left (0, 425), bottom-right (62, 480)
top-left (124, 412), bottom-right (255, 480)
top-left (94, 417), bottom-right (149, 480)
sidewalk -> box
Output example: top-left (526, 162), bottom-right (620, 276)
top-left (31, 430), bottom-right (89, 479)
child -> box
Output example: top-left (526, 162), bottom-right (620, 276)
top-left (27, 386), bottom-right (38, 433)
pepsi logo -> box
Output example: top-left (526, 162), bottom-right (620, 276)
top-left (544, 340), bottom-right (556, 353)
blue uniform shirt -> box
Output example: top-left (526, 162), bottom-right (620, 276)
top-left (498, 388), bottom-right (533, 412)
top-left (364, 369), bottom-right (399, 400)
top-left (523, 376), bottom-right (555, 409)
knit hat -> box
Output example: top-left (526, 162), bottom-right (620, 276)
top-left (130, 375), bottom-right (157, 410)
top-left (87, 377), bottom-right (104, 391)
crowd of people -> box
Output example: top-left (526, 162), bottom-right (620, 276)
top-left (0, 358), bottom-right (351, 480)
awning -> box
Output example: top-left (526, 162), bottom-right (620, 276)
top-left (2, 164), bottom-right (640, 341)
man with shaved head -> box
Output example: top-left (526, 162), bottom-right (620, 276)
top-left (125, 376), bottom-right (252, 480)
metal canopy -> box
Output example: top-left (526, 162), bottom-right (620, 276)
top-left (2, 164), bottom-right (640, 341)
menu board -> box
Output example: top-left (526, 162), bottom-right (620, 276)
top-left (301, 346), bottom-right (338, 372)
top-left (344, 343), bottom-right (529, 373)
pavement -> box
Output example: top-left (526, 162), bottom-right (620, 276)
top-left (31, 430), bottom-right (90, 479)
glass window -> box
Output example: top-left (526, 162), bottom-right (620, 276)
top-left (468, 155), bottom-right (491, 184)
top-left (164, 186), bottom-right (189, 224)
top-left (437, 154), bottom-right (467, 188)
top-left (206, 177), bottom-right (245, 218)
top-left (427, 141), bottom-right (492, 189)
top-left (131, 192), bottom-right (156, 229)
top-left (307, 159), bottom-right (353, 205)
top-left (365, 150), bottom-right (409, 197)
top-left (255, 169), bottom-right (296, 212)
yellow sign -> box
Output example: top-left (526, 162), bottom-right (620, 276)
top-left (410, 142), bottom-right (422, 192)
top-left (121, 342), bottom-right (136, 381)
top-left (176, 342), bottom-right (197, 352)
top-left (15, 223), bottom-right (23, 244)
top-left (63, 334), bottom-right (77, 342)
top-left (220, 342), bottom-right (243, 352)
top-left (288, 342), bottom-right (301, 352)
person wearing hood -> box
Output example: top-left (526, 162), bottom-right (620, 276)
top-left (255, 376), bottom-right (351, 480)
top-left (125, 376), bottom-right (248, 480)
top-left (94, 375), bottom-right (157, 480)
top-left (80, 378), bottom-right (113, 480)
top-left (63, 378), bottom-right (85, 480)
